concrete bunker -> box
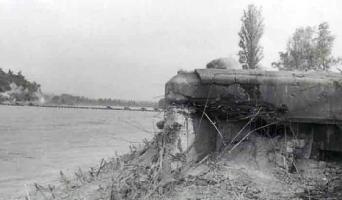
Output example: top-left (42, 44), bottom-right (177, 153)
top-left (163, 69), bottom-right (342, 168)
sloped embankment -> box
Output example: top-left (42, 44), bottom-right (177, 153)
top-left (28, 108), bottom-right (342, 200)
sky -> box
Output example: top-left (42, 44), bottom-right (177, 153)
top-left (0, 0), bottom-right (342, 100)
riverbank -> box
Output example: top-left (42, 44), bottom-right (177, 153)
top-left (0, 103), bottom-right (161, 112)
top-left (27, 129), bottom-right (342, 200)
top-left (26, 107), bottom-right (342, 200)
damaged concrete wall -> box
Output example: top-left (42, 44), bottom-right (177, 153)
top-left (166, 69), bottom-right (342, 124)
top-left (162, 107), bottom-right (217, 164)
top-left (164, 69), bottom-right (342, 161)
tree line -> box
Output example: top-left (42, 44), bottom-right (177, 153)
top-left (235, 4), bottom-right (340, 71)
top-left (0, 68), bottom-right (41, 102)
top-left (0, 69), bottom-right (157, 107)
top-left (47, 93), bottom-right (157, 108)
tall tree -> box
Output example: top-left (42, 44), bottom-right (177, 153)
top-left (238, 4), bottom-right (264, 69)
top-left (282, 27), bottom-right (316, 71)
top-left (273, 22), bottom-right (337, 71)
top-left (316, 22), bottom-right (335, 70)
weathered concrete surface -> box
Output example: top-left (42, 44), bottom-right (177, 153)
top-left (163, 107), bottom-right (217, 164)
top-left (166, 69), bottom-right (342, 124)
top-left (165, 69), bottom-right (342, 154)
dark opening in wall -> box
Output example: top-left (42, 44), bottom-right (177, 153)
top-left (250, 118), bottom-right (285, 138)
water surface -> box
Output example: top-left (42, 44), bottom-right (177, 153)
top-left (0, 105), bottom-right (160, 199)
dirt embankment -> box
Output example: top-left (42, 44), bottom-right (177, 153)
top-left (27, 109), bottom-right (342, 200)
top-left (27, 135), bottom-right (342, 200)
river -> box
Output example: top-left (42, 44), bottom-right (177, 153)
top-left (0, 105), bottom-right (160, 199)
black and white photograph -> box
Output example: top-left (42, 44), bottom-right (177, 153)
top-left (1, 0), bottom-right (342, 199)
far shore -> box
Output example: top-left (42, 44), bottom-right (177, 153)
top-left (0, 102), bottom-right (162, 112)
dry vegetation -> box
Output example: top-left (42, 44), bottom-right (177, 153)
top-left (26, 108), bottom-right (342, 200)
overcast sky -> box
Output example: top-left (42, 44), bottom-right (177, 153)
top-left (0, 0), bottom-right (342, 100)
